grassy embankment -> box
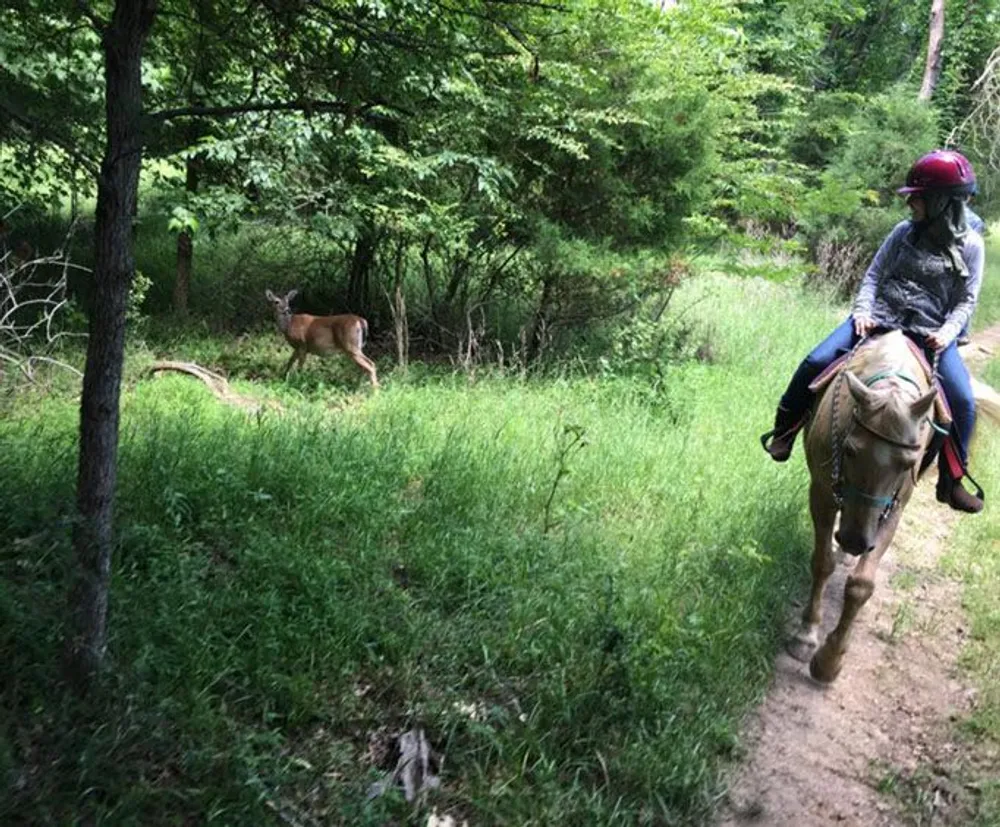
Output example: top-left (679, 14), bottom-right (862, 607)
top-left (2, 228), bottom-right (999, 824)
top-left (937, 224), bottom-right (1000, 826)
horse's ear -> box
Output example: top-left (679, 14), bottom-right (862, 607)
top-left (910, 387), bottom-right (937, 420)
top-left (844, 371), bottom-right (877, 409)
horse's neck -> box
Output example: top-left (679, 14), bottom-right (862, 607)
top-left (849, 343), bottom-right (929, 398)
top-left (808, 344), bottom-right (922, 450)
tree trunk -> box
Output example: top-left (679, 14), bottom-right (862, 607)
top-left (66, 0), bottom-right (158, 691)
top-left (347, 226), bottom-right (377, 314)
top-left (173, 229), bottom-right (193, 315)
top-left (918, 0), bottom-right (945, 101)
top-left (526, 276), bottom-right (555, 364)
top-left (172, 157), bottom-right (199, 315)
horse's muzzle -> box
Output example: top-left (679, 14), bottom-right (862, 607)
top-left (835, 529), bottom-right (875, 556)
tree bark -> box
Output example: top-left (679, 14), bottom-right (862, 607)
top-left (347, 226), bottom-right (378, 314)
top-left (918, 0), bottom-right (945, 101)
top-left (173, 229), bottom-right (193, 315)
top-left (526, 276), bottom-right (554, 364)
top-left (66, 0), bottom-right (158, 691)
top-left (172, 157), bottom-right (199, 315)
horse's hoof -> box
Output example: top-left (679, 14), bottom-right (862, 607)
top-left (809, 651), bottom-right (842, 683)
top-left (786, 636), bottom-right (816, 663)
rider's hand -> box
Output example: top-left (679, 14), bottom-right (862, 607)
top-left (925, 330), bottom-right (951, 352)
top-left (853, 315), bottom-right (876, 337)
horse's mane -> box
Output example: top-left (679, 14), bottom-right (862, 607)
top-left (845, 331), bottom-right (929, 393)
top-left (806, 331), bottom-right (933, 464)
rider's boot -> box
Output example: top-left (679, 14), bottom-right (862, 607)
top-left (761, 405), bottom-right (803, 462)
top-left (936, 437), bottom-right (984, 513)
top-left (936, 468), bottom-right (984, 513)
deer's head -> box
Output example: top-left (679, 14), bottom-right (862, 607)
top-left (265, 288), bottom-right (298, 327)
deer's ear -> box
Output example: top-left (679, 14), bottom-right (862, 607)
top-left (265, 289), bottom-right (276, 301)
top-left (286, 289), bottom-right (299, 303)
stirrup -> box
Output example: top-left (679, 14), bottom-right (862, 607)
top-left (760, 428), bottom-right (795, 462)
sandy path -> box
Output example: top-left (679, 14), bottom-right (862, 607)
top-left (717, 327), bottom-right (1000, 827)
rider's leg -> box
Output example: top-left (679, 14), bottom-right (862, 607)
top-left (764, 317), bottom-right (858, 461)
top-left (934, 342), bottom-right (982, 513)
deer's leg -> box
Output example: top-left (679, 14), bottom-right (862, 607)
top-left (811, 505), bottom-right (903, 683)
top-left (789, 480), bottom-right (837, 662)
top-left (282, 349), bottom-right (299, 379)
top-left (348, 350), bottom-right (379, 387)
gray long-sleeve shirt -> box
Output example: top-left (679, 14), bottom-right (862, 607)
top-left (851, 220), bottom-right (984, 346)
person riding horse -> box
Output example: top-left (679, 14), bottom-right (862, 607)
top-left (762, 149), bottom-right (986, 513)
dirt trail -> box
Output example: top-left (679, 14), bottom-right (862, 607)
top-left (718, 327), bottom-right (1000, 827)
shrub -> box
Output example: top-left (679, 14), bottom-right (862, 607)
top-left (797, 86), bottom-right (940, 294)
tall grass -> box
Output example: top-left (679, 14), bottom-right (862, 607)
top-left (0, 274), bottom-right (852, 824)
top-left (940, 355), bottom-right (1000, 825)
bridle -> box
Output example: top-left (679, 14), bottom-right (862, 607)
top-left (829, 367), bottom-right (931, 522)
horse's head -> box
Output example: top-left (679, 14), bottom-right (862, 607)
top-left (833, 371), bottom-right (937, 555)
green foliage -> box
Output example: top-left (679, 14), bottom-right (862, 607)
top-left (0, 5), bottom-right (102, 206)
top-left (929, 0), bottom-right (1000, 126)
top-left (825, 87), bottom-right (939, 200)
top-left (972, 222), bottom-right (1000, 331)
top-left (135, 221), bottom-right (340, 330)
top-left (166, 206), bottom-right (199, 236)
top-left (101, 0), bottom-right (756, 352)
top-left (128, 268), bottom-right (153, 325)
top-left (794, 87), bottom-right (940, 292)
top-left (7, 0), bottom-right (999, 338)
top-left (813, 0), bottom-right (929, 93)
top-left (785, 91), bottom-right (867, 169)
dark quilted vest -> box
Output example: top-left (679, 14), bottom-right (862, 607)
top-left (870, 231), bottom-right (966, 336)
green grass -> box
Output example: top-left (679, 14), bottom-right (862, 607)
top-left (0, 272), bottom-right (844, 825)
top-left (4, 235), bottom-right (998, 824)
top-left (928, 228), bottom-right (1000, 825)
top-left (5, 203), bottom-right (1000, 827)
top-left (940, 351), bottom-right (1000, 826)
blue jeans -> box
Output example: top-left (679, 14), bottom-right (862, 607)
top-left (778, 318), bottom-right (976, 465)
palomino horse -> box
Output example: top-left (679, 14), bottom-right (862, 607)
top-left (788, 330), bottom-right (949, 682)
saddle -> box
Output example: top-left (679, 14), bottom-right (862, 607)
top-left (806, 335), bottom-right (952, 426)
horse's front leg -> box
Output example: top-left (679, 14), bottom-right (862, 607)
top-left (788, 480), bottom-right (838, 662)
top-left (810, 505), bottom-right (904, 683)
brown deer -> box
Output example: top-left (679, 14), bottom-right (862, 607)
top-left (265, 289), bottom-right (378, 387)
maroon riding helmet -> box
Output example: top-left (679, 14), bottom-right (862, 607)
top-left (897, 149), bottom-right (977, 196)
